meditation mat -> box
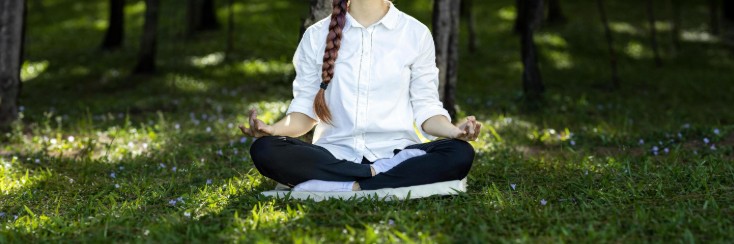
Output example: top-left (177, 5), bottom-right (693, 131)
top-left (260, 178), bottom-right (467, 202)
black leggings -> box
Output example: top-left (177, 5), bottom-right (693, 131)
top-left (249, 136), bottom-right (475, 190)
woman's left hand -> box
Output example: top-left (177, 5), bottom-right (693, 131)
top-left (454, 116), bottom-right (482, 141)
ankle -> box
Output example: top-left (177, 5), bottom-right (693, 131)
top-left (352, 182), bottom-right (361, 191)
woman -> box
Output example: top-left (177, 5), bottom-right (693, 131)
top-left (240, 0), bottom-right (482, 192)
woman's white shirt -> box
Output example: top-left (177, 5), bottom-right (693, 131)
top-left (286, 2), bottom-right (450, 163)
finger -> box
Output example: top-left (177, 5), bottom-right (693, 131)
top-left (468, 120), bottom-right (475, 135)
top-left (238, 125), bottom-right (252, 137)
top-left (249, 109), bottom-right (257, 130)
top-left (467, 116), bottom-right (476, 122)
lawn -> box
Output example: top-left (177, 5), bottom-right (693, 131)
top-left (1, 0), bottom-right (733, 242)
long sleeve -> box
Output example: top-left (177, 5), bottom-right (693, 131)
top-left (285, 27), bottom-right (322, 122)
top-left (409, 29), bottom-right (451, 140)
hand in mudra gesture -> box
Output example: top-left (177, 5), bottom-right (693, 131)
top-left (454, 116), bottom-right (482, 141)
top-left (239, 109), bottom-right (274, 138)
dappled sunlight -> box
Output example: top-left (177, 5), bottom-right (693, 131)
top-left (681, 30), bottom-right (719, 43)
top-left (497, 5), bottom-right (517, 22)
top-left (239, 59), bottom-right (294, 76)
top-left (169, 74), bottom-right (212, 93)
top-left (190, 52), bottom-right (225, 68)
top-left (0, 157), bottom-right (52, 195)
top-left (20, 61), bottom-right (49, 82)
top-left (609, 22), bottom-right (638, 35)
top-left (624, 41), bottom-right (650, 60)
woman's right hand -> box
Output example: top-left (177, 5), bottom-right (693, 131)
top-left (239, 109), bottom-right (275, 138)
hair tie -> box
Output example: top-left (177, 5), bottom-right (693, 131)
top-left (320, 82), bottom-right (329, 90)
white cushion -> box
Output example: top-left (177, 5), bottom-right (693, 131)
top-left (261, 178), bottom-right (467, 202)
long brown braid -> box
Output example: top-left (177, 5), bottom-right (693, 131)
top-left (314, 0), bottom-right (348, 125)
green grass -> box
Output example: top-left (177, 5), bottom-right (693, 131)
top-left (2, 0), bottom-right (734, 242)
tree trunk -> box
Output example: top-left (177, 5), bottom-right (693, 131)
top-left (546, 0), bottom-right (567, 25)
top-left (301, 0), bottom-right (332, 39)
top-left (0, 0), bottom-right (25, 129)
top-left (646, 0), bottom-right (662, 67)
top-left (596, 0), bottom-right (620, 89)
top-left (513, 0), bottom-right (523, 34)
top-left (709, 0), bottom-right (720, 35)
top-left (101, 0), bottom-right (125, 50)
top-left (669, 0), bottom-right (681, 53)
top-left (517, 0), bottom-right (545, 99)
top-left (433, 0), bottom-right (461, 120)
top-left (461, 0), bottom-right (478, 52)
top-left (133, 0), bottom-right (159, 74)
top-left (724, 0), bottom-right (734, 43)
top-left (187, 0), bottom-right (220, 37)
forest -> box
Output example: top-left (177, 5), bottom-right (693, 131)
top-left (1, 0), bottom-right (733, 242)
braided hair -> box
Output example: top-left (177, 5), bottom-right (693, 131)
top-left (314, 0), bottom-right (348, 124)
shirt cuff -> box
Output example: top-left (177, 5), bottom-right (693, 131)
top-left (286, 98), bottom-right (319, 122)
top-left (414, 108), bottom-right (451, 141)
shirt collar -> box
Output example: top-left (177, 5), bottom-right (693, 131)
top-left (344, 1), bottom-right (400, 32)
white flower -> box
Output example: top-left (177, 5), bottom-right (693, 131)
top-left (510, 184), bottom-right (516, 190)
top-left (119, 166), bottom-right (124, 170)
top-left (110, 172), bottom-right (116, 178)
top-left (184, 212), bottom-right (191, 218)
top-left (540, 199), bottom-right (547, 206)
top-left (710, 144), bottom-right (716, 150)
top-left (174, 123), bottom-right (181, 130)
top-left (227, 123), bottom-right (233, 129)
top-left (206, 127), bottom-right (212, 133)
top-left (143, 143), bottom-right (148, 149)
top-left (50, 138), bottom-right (57, 144)
top-left (128, 142), bottom-right (134, 148)
top-left (206, 179), bottom-right (212, 185)
top-left (159, 163), bottom-right (166, 169)
top-left (704, 138), bottom-right (710, 144)
top-left (233, 149), bottom-right (238, 155)
top-left (115, 184), bottom-right (120, 189)
top-left (18, 106), bottom-right (25, 112)
top-left (144, 230), bottom-right (150, 236)
top-left (677, 133), bottom-right (682, 139)
top-left (217, 150), bottom-right (223, 156)
top-left (682, 123), bottom-right (690, 129)
top-left (68, 136), bottom-right (75, 142)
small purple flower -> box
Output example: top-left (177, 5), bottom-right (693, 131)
top-left (14, 215), bottom-right (18, 220)
top-left (540, 199), bottom-right (547, 206)
top-left (159, 163), bottom-right (166, 169)
top-left (119, 166), bottom-right (124, 170)
top-left (206, 127), bottom-right (212, 133)
top-left (664, 148), bottom-right (669, 154)
top-left (0, 212), bottom-right (5, 218)
top-left (206, 179), bottom-right (212, 185)
top-left (217, 150), bottom-right (223, 156)
top-left (638, 139), bottom-right (644, 145)
top-left (177, 197), bottom-right (184, 204)
top-left (175, 123), bottom-right (181, 130)
top-left (510, 184), bottom-right (516, 190)
top-left (677, 133), bottom-right (682, 139)
top-left (652, 146), bottom-right (659, 152)
top-left (710, 144), bottom-right (716, 151)
top-left (172, 166), bottom-right (177, 172)
top-left (168, 199), bottom-right (177, 206)
top-left (110, 172), bottom-right (116, 179)
top-left (704, 138), bottom-right (710, 144)
top-left (240, 137), bottom-right (248, 143)
top-left (570, 140), bottom-right (576, 146)
top-left (682, 123), bottom-right (691, 129)
top-left (233, 149), bottom-right (238, 155)
top-left (388, 219), bottom-right (395, 226)
top-left (714, 128), bottom-right (720, 135)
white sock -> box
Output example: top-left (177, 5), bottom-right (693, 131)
top-left (371, 149), bottom-right (426, 175)
top-left (293, 180), bottom-right (355, 192)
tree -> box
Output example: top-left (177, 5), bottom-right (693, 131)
top-left (0, 0), bottom-right (26, 129)
top-left (669, 0), bottom-right (681, 53)
top-left (461, 0), bottom-right (478, 52)
top-left (546, 0), bottom-right (567, 25)
top-left (724, 0), bottom-right (734, 43)
top-left (225, 0), bottom-right (235, 58)
top-left (709, 0), bottom-right (720, 35)
top-left (516, 0), bottom-right (545, 99)
top-left (301, 0), bottom-right (331, 39)
top-left (133, 0), bottom-right (159, 74)
top-left (101, 0), bottom-right (125, 50)
top-left (596, 0), bottom-right (620, 89)
top-left (433, 0), bottom-right (461, 119)
top-left (646, 0), bottom-right (662, 67)
top-left (186, 0), bottom-right (220, 37)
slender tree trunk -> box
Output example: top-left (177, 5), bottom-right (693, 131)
top-left (101, 0), bottom-right (125, 50)
top-left (0, 0), bottom-right (25, 129)
top-left (517, 0), bottom-right (545, 99)
top-left (724, 0), bottom-right (734, 43)
top-left (200, 0), bottom-right (220, 30)
top-left (669, 0), bottom-right (681, 53)
top-left (301, 0), bottom-right (331, 39)
top-left (433, 0), bottom-right (461, 119)
top-left (646, 0), bottom-right (663, 67)
top-left (133, 0), bottom-right (159, 74)
top-left (709, 0), bottom-right (720, 35)
top-left (513, 0), bottom-right (523, 34)
top-left (596, 0), bottom-right (620, 89)
top-left (461, 0), bottom-right (478, 52)
top-left (226, 0), bottom-right (234, 58)
top-left (186, 0), bottom-right (200, 37)
top-left (546, 0), bottom-right (567, 25)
